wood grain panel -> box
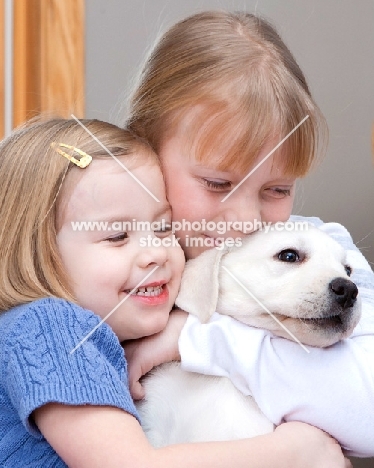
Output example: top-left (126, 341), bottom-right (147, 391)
top-left (40, 0), bottom-right (85, 118)
top-left (13, 0), bottom-right (84, 128)
top-left (0, 0), bottom-right (4, 139)
top-left (13, 0), bottom-right (41, 127)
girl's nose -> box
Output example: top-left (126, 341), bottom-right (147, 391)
top-left (136, 236), bottom-right (169, 269)
top-left (222, 196), bottom-right (262, 234)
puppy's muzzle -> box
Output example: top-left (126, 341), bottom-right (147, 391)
top-left (302, 277), bottom-right (359, 337)
top-left (329, 277), bottom-right (358, 309)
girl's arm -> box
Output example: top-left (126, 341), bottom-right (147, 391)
top-left (124, 309), bottom-right (187, 400)
top-left (34, 402), bottom-right (351, 468)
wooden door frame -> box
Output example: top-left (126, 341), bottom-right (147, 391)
top-left (12, 0), bottom-right (85, 130)
top-left (0, 0), bottom-right (4, 138)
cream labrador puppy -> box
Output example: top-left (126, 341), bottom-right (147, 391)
top-left (136, 225), bottom-right (361, 447)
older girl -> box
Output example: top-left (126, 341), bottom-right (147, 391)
top-left (125, 10), bottom-right (374, 459)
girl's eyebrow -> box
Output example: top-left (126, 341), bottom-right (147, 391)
top-left (192, 164), bottom-right (232, 175)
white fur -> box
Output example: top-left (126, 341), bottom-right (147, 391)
top-left (136, 225), bottom-right (361, 447)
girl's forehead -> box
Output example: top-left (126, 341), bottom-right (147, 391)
top-left (196, 153), bottom-right (292, 182)
top-left (161, 116), bottom-right (290, 179)
top-left (57, 158), bottom-right (164, 226)
top-left (162, 105), bottom-right (281, 165)
top-left (159, 97), bottom-right (317, 178)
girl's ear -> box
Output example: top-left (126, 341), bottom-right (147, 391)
top-left (175, 247), bottom-right (228, 323)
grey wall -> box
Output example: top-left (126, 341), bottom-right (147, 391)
top-left (85, 2), bottom-right (374, 466)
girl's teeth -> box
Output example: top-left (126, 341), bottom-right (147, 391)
top-left (131, 285), bottom-right (164, 296)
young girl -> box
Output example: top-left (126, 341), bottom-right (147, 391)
top-left (0, 118), bottom-right (347, 467)
top-left (125, 10), bottom-right (374, 459)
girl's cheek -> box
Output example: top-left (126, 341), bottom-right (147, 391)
top-left (269, 202), bottom-right (294, 223)
top-left (167, 184), bottom-right (191, 210)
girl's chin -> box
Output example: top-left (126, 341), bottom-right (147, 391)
top-left (126, 316), bottom-right (171, 341)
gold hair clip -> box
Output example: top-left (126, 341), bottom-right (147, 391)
top-left (51, 142), bottom-right (92, 168)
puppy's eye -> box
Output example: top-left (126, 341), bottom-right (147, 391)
top-left (344, 265), bottom-right (352, 277)
top-left (278, 249), bottom-right (300, 263)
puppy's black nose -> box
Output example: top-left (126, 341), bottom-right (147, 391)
top-left (329, 277), bottom-right (358, 309)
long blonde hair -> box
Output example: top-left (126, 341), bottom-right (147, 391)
top-left (128, 11), bottom-right (327, 175)
top-left (0, 118), bottom-right (155, 312)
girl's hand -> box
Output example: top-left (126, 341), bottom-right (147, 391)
top-left (273, 422), bottom-right (352, 468)
top-left (123, 309), bottom-right (188, 400)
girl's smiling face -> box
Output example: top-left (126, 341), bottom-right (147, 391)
top-left (159, 115), bottom-right (296, 260)
top-left (56, 155), bottom-right (185, 341)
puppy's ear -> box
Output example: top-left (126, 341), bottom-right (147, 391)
top-left (175, 247), bottom-right (227, 323)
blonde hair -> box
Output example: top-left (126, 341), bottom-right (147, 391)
top-left (0, 118), bottom-right (156, 312)
top-left (128, 10), bottom-right (327, 175)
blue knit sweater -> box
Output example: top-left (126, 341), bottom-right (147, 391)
top-left (0, 298), bottom-right (139, 467)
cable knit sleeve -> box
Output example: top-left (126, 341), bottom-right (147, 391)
top-left (0, 297), bottom-right (139, 438)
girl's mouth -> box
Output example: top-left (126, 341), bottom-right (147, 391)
top-left (123, 283), bottom-right (169, 305)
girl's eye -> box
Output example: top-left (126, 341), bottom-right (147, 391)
top-left (155, 222), bottom-right (173, 237)
top-left (202, 179), bottom-right (232, 191)
top-left (107, 232), bottom-right (129, 243)
top-left (265, 187), bottom-right (292, 198)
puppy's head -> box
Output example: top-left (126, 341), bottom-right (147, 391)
top-left (176, 225), bottom-right (361, 347)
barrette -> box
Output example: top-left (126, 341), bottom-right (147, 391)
top-left (51, 142), bottom-right (92, 168)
